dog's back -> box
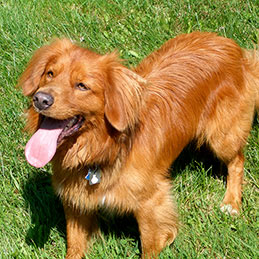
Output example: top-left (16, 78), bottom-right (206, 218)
top-left (134, 32), bottom-right (258, 159)
top-left (133, 32), bottom-right (259, 216)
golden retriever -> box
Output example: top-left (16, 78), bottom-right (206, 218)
top-left (19, 32), bottom-right (259, 258)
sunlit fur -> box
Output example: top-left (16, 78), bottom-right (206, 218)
top-left (19, 32), bottom-right (259, 259)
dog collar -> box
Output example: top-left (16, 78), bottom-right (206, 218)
top-left (85, 166), bottom-right (101, 185)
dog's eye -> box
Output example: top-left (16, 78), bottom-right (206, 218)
top-left (47, 70), bottom-right (54, 78)
top-left (76, 83), bottom-right (90, 91)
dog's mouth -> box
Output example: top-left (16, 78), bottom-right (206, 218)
top-left (57, 115), bottom-right (85, 144)
top-left (25, 115), bottom-right (85, 168)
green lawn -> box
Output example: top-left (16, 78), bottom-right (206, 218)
top-left (0, 0), bottom-right (258, 258)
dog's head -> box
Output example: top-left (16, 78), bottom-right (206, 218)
top-left (18, 39), bottom-right (146, 168)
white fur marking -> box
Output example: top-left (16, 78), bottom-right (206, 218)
top-left (101, 196), bottom-right (106, 206)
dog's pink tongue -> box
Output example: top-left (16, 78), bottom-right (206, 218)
top-left (25, 118), bottom-right (66, 168)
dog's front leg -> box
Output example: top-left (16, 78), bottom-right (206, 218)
top-left (64, 204), bottom-right (98, 259)
top-left (134, 182), bottom-right (178, 258)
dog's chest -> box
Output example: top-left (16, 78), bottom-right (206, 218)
top-left (52, 167), bottom-right (139, 214)
top-left (53, 174), bottom-right (102, 209)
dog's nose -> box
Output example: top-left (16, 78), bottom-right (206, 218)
top-left (33, 91), bottom-right (54, 111)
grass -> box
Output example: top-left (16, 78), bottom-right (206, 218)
top-left (0, 0), bottom-right (258, 258)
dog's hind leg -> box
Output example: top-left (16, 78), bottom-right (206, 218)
top-left (220, 151), bottom-right (244, 214)
top-left (205, 121), bottom-right (250, 215)
top-left (202, 100), bottom-right (254, 215)
top-left (219, 49), bottom-right (259, 214)
top-left (206, 135), bottom-right (246, 215)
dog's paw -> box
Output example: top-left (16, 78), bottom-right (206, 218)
top-left (220, 204), bottom-right (239, 215)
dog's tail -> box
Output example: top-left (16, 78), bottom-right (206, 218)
top-left (244, 48), bottom-right (259, 113)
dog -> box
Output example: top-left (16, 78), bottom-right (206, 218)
top-left (19, 32), bottom-right (259, 258)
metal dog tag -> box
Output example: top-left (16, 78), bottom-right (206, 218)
top-left (85, 166), bottom-right (101, 185)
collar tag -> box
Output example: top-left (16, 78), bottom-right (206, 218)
top-left (85, 166), bottom-right (101, 185)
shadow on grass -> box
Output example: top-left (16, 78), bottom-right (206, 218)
top-left (23, 170), bottom-right (65, 248)
top-left (23, 169), bottom-right (140, 249)
top-left (170, 142), bottom-right (227, 180)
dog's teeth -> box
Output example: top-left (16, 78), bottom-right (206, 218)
top-left (64, 116), bottom-right (81, 131)
top-left (66, 122), bottom-right (72, 128)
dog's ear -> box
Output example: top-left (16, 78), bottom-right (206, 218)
top-left (18, 39), bottom-right (72, 96)
top-left (18, 45), bottom-right (52, 96)
top-left (103, 53), bottom-right (146, 131)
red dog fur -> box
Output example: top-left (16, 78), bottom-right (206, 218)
top-left (19, 32), bottom-right (259, 258)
